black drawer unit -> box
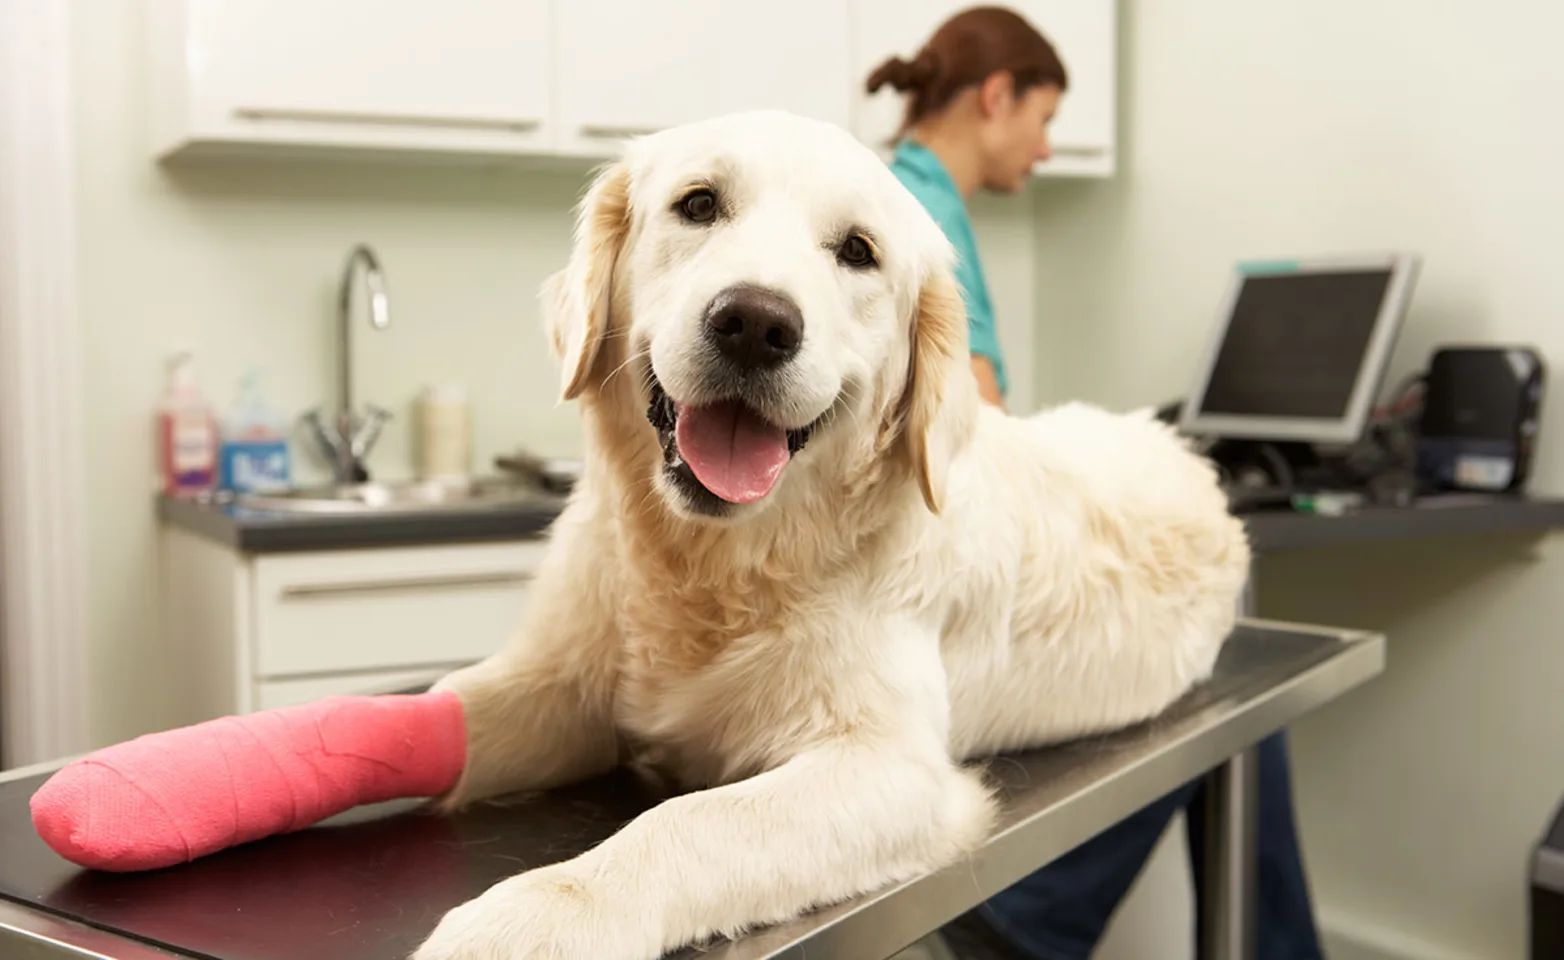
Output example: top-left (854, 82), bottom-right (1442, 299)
top-left (1532, 790), bottom-right (1564, 958)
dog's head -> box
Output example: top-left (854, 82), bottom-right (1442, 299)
top-left (543, 110), bottom-right (977, 522)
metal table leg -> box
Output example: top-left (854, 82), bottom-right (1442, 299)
top-left (1198, 746), bottom-right (1260, 960)
top-left (1197, 567), bottom-right (1261, 960)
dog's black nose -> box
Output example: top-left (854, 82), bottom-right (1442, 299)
top-left (704, 285), bottom-right (803, 370)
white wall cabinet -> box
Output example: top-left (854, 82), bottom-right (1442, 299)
top-left (553, 0), bottom-right (852, 157)
top-left (161, 528), bottom-right (543, 726)
top-left (148, 0), bottom-right (1115, 178)
top-left (851, 0), bottom-right (1117, 176)
top-left (148, 0), bottom-right (555, 159)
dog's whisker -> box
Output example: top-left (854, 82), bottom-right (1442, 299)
top-left (603, 346), bottom-right (652, 388)
top-left (633, 486), bottom-right (663, 518)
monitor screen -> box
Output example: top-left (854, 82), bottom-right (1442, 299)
top-left (1180, 254), bottom-right (1418, 445)
top-left (1197, 269), bottom-right (1393, 419)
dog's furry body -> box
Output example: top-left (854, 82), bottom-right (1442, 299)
top-left (414, 111), bottom-right (1251, 960)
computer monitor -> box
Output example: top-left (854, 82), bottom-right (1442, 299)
top-left (1178, 253), bottom-right (1421, 445)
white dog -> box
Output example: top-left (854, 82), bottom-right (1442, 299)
top-left (413, 110), bottom-right (1251, 960)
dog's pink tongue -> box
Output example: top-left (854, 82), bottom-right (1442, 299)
top-left (675, 401), bottom-right (790, 504)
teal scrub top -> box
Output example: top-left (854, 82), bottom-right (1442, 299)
top-left (887, 139), bottom-right (1008, 398)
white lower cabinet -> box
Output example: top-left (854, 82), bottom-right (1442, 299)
top-left (161, 527), bottom-right (543, 725)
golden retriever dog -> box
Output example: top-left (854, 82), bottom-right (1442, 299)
top-left (413, 110), bottom-right (1251, 960)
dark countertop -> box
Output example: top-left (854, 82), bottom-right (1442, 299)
top-left (157, 489), bottom-right (568, 553)
top-left (158, 485), bottom-right (1564, 557)
top-left (1242, 491), bottom-right (1564, 552)
top-left (0, 621), bottom-right (1383, 960)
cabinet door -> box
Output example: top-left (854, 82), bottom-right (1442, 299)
top-left (850, 0), bottom-right (1115, 176)
top-left (1024, 0), bottom-right (1115, 174)
top-left (555, 0), bottom-right (853, 156)
top-left (175, 0), bottom-right (552, 154)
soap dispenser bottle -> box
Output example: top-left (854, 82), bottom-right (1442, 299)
top-left (157, 351), bottom-right (218, 496)
top-left (219, 369), bottom-right (292, 493)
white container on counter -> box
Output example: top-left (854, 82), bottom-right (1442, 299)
top-left (416, 383), bottom-right (471, 482)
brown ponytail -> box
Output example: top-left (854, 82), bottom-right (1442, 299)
top-left (865, 50), bottom-right (939, 95)
top-left (865, 6), bottom-right (1069, 140)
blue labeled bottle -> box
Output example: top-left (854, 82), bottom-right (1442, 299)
top-left (219, 370), bottom-right (292, 493)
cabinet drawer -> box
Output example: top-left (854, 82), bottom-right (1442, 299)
top-left (251, 542), bottom-right (545, 678)
top-left (254, 666), bottom-right (460, 711)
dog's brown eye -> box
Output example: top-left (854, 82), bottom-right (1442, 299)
top-left (678, 188), bottom-right (719, 224)
top-left (837, 234), bottom-right (877, 269)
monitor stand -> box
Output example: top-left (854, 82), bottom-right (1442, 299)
top-left (1207, 438), bottom-right (1322, 492)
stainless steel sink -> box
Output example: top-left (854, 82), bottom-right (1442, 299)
top-left (235, 476), bottom-right (556, 515)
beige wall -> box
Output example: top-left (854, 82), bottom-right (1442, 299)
top-left (1041, 3), bottom-right (1564, 959)
top-left (68, 1), bottom-right (1039, 746)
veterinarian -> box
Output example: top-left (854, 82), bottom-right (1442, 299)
top-left (872, 8), bottom-right (1327, 959)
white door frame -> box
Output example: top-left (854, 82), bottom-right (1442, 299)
top-left (0, 0), bottom-right (94, 767)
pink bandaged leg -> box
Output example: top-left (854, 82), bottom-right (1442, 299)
top-left (29, 691), bottom-right (466, 872)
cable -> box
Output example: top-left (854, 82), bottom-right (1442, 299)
top-left (1373, 370), bottom-right (1427, 421)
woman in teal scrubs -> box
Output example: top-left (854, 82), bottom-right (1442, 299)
top-left (869, 8), bottom-right (1326, 960)
top-left (887, 138), bottom-right (1017, 405)
top-left (869, 6), bottom-right (1064, 408)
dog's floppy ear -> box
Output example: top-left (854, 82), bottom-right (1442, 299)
top-left (905, 267), bottom-right (979, 514)
top-left (542, 161), bottom-right (632, 402)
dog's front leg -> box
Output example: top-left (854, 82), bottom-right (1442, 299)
top-left (415, 741), bottom-right (994, 960)
top-left (413, 622), bottom-right (997, 960)
top-left (431, 506), bottom-right (623, 808)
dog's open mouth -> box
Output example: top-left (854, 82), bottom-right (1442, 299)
top-left (647, 376), bottom-right (817, 507)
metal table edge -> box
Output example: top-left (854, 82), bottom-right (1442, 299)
top-left (0, 756), bottom-right (79, 785)
top-left (0, 898), bottom-right (191, 959)
top-left (703, 625), bottom-right (1386, 960)
top-left (1236, 614), bottom-right (1384, 645)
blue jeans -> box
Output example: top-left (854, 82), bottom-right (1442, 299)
top-left (938, 732), bottom-right (1323, 960)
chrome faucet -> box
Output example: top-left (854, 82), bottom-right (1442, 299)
top-left (304, 244), bottom-right (393, 484)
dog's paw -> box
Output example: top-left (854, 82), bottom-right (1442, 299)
top-left (411, 864), bottom-right (657, 960)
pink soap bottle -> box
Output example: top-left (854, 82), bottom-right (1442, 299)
top-left (157, 351), bottom-right (218, 496)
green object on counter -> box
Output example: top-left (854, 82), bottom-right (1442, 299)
top-left (1290, 491), bottom-right (1364, 517)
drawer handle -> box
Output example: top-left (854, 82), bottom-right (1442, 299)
top-left (280, 571), bottom-right (533, 599)
top-left (235, 106), bottom-right (543, 134)
top-left (579, 123), bottom-right (663, 140)
top-left (1046, 144), bottom-right (1109, 159)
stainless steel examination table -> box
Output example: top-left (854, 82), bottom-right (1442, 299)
top-left (0, 620), bottom-right (1383, 960)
